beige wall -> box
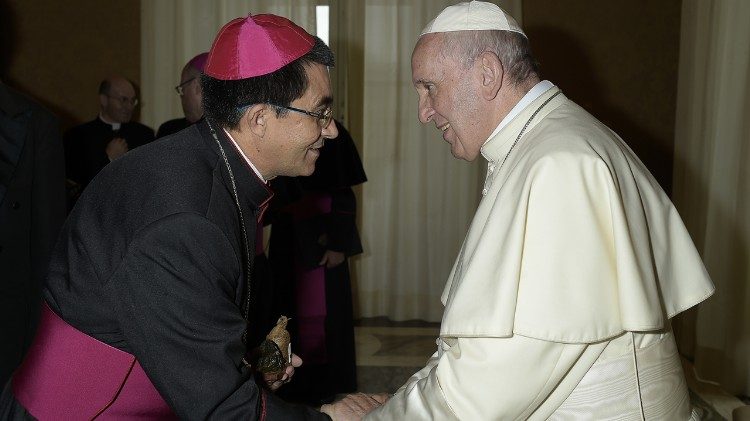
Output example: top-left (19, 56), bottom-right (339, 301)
top-left (523, 0), bottom-right (681, 194)
top-left (1, 0), bottom-right (142, 131)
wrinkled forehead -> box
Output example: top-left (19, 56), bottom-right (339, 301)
top-left (412, 33), bottom-right (444, 61)
top-left (411, 34), bottom-right (450, 81)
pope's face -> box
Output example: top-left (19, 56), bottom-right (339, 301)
top-left (411, 34), bottom-right (484, 161)
top-left (265, 63), bottom-right (338, 177)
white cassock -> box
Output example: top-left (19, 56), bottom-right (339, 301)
top-left (365, 84), bottom-right (714, 420)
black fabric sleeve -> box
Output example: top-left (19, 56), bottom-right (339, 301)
top-left (30, 108), bottom-right (66, 305)
top-left (108, 212), bottom-right (328, 420)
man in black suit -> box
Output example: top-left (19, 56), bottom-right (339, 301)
top-left (63, 75), bottom-right (154, 196)
top-left (0, 81), bottom-right (66, 386)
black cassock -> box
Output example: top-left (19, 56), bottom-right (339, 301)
top-left (268, 121), bottom-right (367, 406)
top-left (156, 117), bottom-right (191, 139)
top-left (0, 120), bottom-right (329, 420)
top-left (63, 117), bottom-right (154, 192)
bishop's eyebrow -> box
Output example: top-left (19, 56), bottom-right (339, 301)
top-left (314, 96), bottom-right (334, 110)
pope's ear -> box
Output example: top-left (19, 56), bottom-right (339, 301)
top-left (242, 104), bottom-right (269, 137)
top-left (477, 51), bottom-right (503, 100)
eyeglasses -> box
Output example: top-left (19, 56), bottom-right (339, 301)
top-left (269, 103), bottom-right (334, 128)
top-left (107, 95), bottom-right (139, 106)
top-left (174, 77), bottom-right (196, 96)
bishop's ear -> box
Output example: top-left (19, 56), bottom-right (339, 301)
top-left (478, 51), bottom-right (504, 100)
top-left (242, 104), bottom-right (268, 137)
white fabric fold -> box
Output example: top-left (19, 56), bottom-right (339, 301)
top-left (440, 86), bottom-right (714, 342)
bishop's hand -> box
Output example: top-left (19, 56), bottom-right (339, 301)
top-left (263, 353), bottom-right (302, 392)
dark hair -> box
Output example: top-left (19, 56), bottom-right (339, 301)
top-left (443, 30), bottom-right (540, 86)
top-left (201, 36), bottom-right (335, 129)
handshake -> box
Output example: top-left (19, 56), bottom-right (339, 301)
top-left (320, 393), bottom-right (390, 421)
top-left (260, 357), bottom-right (389, 420)
top-left (255, 318), bottom-right (390, 420)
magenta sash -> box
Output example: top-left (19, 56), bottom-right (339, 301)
top-left (12, 303), bottom-right (177, 420)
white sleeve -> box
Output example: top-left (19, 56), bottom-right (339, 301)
top-left (392, 349), bottom-right (439, 394)
top-left (365, 345), bottom-right (455, 420)
top-left (366, 335), bottom-right (589, 420)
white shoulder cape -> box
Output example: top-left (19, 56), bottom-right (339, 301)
top-left (440, 87), bottom-right (714, 342)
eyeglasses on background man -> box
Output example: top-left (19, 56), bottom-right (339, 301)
top-left (174, 77), bottom-right (196, 96)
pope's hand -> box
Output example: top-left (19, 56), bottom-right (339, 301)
top-left (320, 393), bottom-right (388, 421)
top-left (263, 353), bottom-right (302, 392)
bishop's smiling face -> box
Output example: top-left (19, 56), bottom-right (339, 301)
top-left (265, 63), bottom-right (339, 177)
top-left (411, 34), bottom-right (485, 161)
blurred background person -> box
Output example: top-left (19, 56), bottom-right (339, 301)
top-left (156, 52), bottom-right (208, 138)
top-left (63, 75), bottom-right (154, 204)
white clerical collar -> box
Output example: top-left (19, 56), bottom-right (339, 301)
top-left (222, 128), bottom-right (267, 184)
top-left (99, 113), bottom-right (121, 131)
top-left (483, 80), bottom-right (555, 146)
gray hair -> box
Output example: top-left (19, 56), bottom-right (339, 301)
top-left (441, 30), bottom-right (539, 86)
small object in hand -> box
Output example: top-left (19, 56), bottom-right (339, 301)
top-left (256, 316), bottom-right (292, 374)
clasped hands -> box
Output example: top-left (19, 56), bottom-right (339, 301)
top-left (319, 250), bottom-right (345, 268)
top-left (257, 340), bottom-right (389, 419)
